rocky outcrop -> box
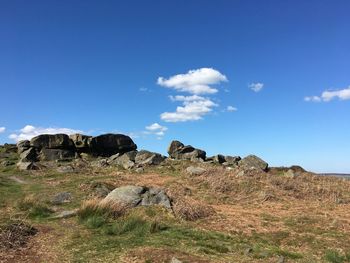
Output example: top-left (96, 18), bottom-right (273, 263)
top-left (90, 134), bottom-right (137, 157)
top-left (69, 134), bottom-right (92, 153)
top-left (239, 155), bottom-right (268, 171)
top-left (17, 140), bottom-right (30, 154)
top-left (167, 140), bottom-right (206, 161)
top-left (30, 134), bottom-right (75, 150)
top-left (103, 185), bottom-right (171, 209)
top-left (135, 150), bottom-right (165, 166)
top-left (39, 148), bottom-right (76, 161)
top-left (19, 147), bottom-right (38, 162)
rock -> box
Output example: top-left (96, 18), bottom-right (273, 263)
top-left (51, 210), bottom-right (77, 219)
top-left (110, 151), bottom-right (137, 169)
top-left (135, 150), bottom-right (165, 166)
top-left (90, 133), bottom-right (137, 157)
top-left (277, 256), bottom-right (285, 263)
top-left (239, 155), bottom-right (268, 171)
top-left (16, 162), bottom-right (39, 170)
top-left (2, 143), bottom-right (17, 153)
top-left (69, 134), bottom-right (92, 153)
top-left (104, 185), bottom-right (146, 207)
top-left (167, 140), bottom-right (206, 161)
top-left (244, 247), bottom-right (253, 256)
top-left (103, 185), bottom-right (171, 209)
top-left (89, 182), bottom-right (115, 197)
top-left (39, 148), bottom-right (75, 161)
top-left (167, 140), bottom-right (184, 156)
top-left (1, 160), bottom-right (15, 166)
top-left (56, 165), bottom-right (74, 173)
top-left (141, 188), bottom-right (171, 209)
top-left (283, 169), bottom-right (297, 178)
top-left (19, 147), bottom-right (38, 162)
top-left (135, 167), bottom-right (144, 173)
top-left (186, 166), bottom-right (206, 176)
top-left (91, 158), bottom-right (109, 168)
top-left (213, 154), bottom-right (225, 164)
top-left (170, 257), bottom-right (183, 263)
top-left (17, 140), bottom-right (30, 154)
top-left (51, 192), bottom-right (72, 205)
top-left (30, 134), bottom-right (75, 150)
top-left (224, 155), bottom-right (241, 165)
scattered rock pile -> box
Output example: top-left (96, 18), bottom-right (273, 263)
top-left (167, 140), bottom-right (206, 161)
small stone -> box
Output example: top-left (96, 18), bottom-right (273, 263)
top-left (51, 192), bottom-right (72, 205)
top-left (135, 167), bottom-right (144, 173)
top-left (186, 166), bottom-right (206, 176)
top-left (52, 210), bottom-right (77, 219)
top-left (244, 247), bottom-right (253, 256)
top-left (170, 257), bottom-right (183, 263)
top-left (277, 255), bottom-right (285, 263)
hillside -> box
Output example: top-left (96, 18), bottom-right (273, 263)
top-left (1, 134), bottom-right (350, 263)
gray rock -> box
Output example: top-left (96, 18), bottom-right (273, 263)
top-left (239, 155), bottom-right (268, 171)
top-left (91, 158), bottom-right (109, 168)
top-left (170, 257), bottom-right (183, 263)
top-left (16, 161), bottom-right (39, 170)
top-left (39, 148), bottom-right (75, 161)
top-left (225, 155), bottom-right (241, 165)
top-left (56, 165), bottom-right (74, 173)
top-left (19, 147), bottom-right (38, 162)
top-left (283, 169), bottom-right (297, 178)
top-left (17, 140), bottom-right (30, 154)
top-left (51, 210), bottom-right (77, 219)
top-left (104, 185), bottom-right (146, 207)
top-left (1, 160), bottom-right (15, 166)
top-left (69, 134), bottom-right (92, 153)
top-left (51, 192), bottom-right (72, 205)
top-left (186, 166), bottom-right (206, 176)
top-left (30, 134), bottom-right (75, 150)
top-left (90, 133), bottom-right (137, 157)
top-left (213, 154), bottom-right (226, 164)
top-left (135, 150), bottom-right (165, 166)
top-left (110, 152), bottom-right (137, 169)
top-left (167, 140), bottom-right (206, 161)
top-left (135, 167), bottom-right (144, 173)
top-left (103, 185), bottom-right (171, 209)
top-left (277, 256), bottom-right (285, 263)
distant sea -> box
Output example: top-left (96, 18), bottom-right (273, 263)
top-left (318, 173), bottom-right (350, 179)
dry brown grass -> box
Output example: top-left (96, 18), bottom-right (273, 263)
top-left (0, 220), bottom-right (37, 250)
top-left (78, 198), bottom-right (128, 220)
top-left (172, 196), bottom-right (215, 221)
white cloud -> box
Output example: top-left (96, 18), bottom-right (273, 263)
top-left (169, 95), bottom-right (206, 102)
top-left (305, 86), bottom-right (350, 102)
top-left (145, 123), bottom-right (168, 137)
top-left (157, 68), bottom-right (227, 95)
top-left (9, 125), bottom-right (83, 142)
top-left (161, 97), bottom-right (217, 122)
top-left (226, 106), bottom-right (237, 112)
top-left (0, 127), bottom-right (5, 133)
top-left (304, 96), bottom-right (321, 102)
top-left (249, 82), bottom-right (264, 92)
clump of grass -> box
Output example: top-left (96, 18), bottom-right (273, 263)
top-left (77, 198), bottom-right (127, 222)
top-left (324, 250), bottom-right (347, 263)
top-left (17, 195), bottom-right (53, 219)
top-left (172, 196), bottom-right (215, 221)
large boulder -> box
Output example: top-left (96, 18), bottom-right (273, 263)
top-left (39, 148), bottom-right (75, 161)
top-left (16, 161), bottom-right (39, 171)
top-left (30, 134), bottom-right (75, 150)
top-left (69, 134), bottom-right (92, 153)
top-left (17, 140), bottom-right (30, 154)
top-left (103, 185), bottom-right (171, 209)
top-left (19, 147), bottom-right (38, 162)
top-left (224, 155), bottom-right (241, 165)
top-left (238, 155), bottom-right (268, 171)
top-left (186, 166), bottom-right (206, 176)
top-left (109, 151), bottom-right (137, 169)
top-left (167, 140), bottom-right (206, 161)
top-left (90, 134), bottom-right (137, 157)
top-left (135, 150), bottom-right (165, 166)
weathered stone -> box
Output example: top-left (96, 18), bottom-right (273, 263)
top-left (51, 210), bottom-right (77, 219)
top-left (51, 192), bottom-right (72, 205)
top-left (17, 140), bottom-right (30, 154)
top-left (239, 155), bottom-right (268, 171)
top-left (16, 162), bottom-right (39, 170)
top-left (213, 154), bottom-right (225, 164)
top-left (170, 257), bottom-right (183, 263)
top-left (283, 169), bottom-right (298, 178)
top-left (69, 134), bottom-right (92, 152)
top-left (39, 148), bottom-right (75, 161)
top-left (30, 134), bottom-right (75, 150)
top-left (104, 185), bottom-right (146, 207)
top-left (109, 151), bottom-right (137, 169)
top-left (103, 185), bottom-right (171, 209)
top-left (167, 140), bottom-right (184, 156)
top-left (225, 155), bottom-right (241, 165)
top-left (56, 165), bottom-right (75, 173)
top-left (19, 147), bottom-right (38, 162)
top-left (90, 134), bottom-right (137, 157)
top-left (135, 150), bottom-right (165, 166)
top-left (186, 166), bottom-right (206, 176)
top-left (90, 158), bottom-right (109, 168)
top-left (141, 188), bottom-right (171, 209)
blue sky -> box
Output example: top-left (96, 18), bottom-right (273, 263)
top-left (1, 0), bottom-right (349, 173)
